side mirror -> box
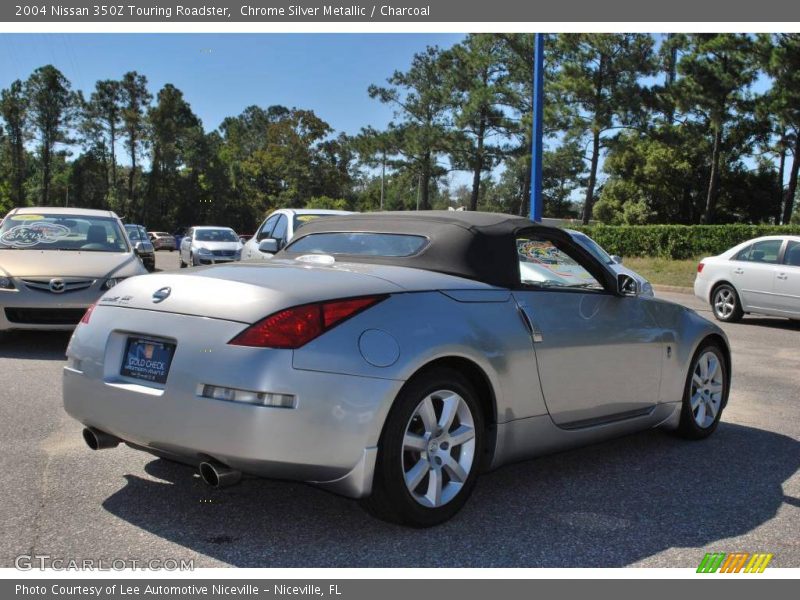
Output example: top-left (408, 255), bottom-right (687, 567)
top-left (258, 238), bottom-right (279, 254)
top-left (134, 241), bottom-right (146, 255)
top-left (611, 254), bottom-right (623, 264)
top-left (617, 273), bottom-right (639, 297)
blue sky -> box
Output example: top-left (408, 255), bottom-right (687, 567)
top-left (0, 33), bottom-right (466, 137)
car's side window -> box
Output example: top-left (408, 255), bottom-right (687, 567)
top-left (257, 215), bottom-right (279, 241)
top-left (735, 239), bottom-right (782, 264)
top-left (272, 215), bottom-right (289, 248)
top-left (517, 235), bottom-right (604, 292)
top-left (783, 241), bottom-right (800, 267)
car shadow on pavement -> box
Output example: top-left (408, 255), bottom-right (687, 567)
top-left (0, 331), bottom-right (71, 360)
top-left (737, 317), bottom-right (800, 331)
top-left (100, 421), bottom-right (799, 568)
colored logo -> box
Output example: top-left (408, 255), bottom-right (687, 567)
top-left (152, 287), bottom-right (171, 303)
top-left (697, 552), bottom-right (773, 573)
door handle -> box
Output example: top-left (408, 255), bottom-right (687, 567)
top-left (733, 268), bottom-right (744, 275)
top-left (777, 273), bottom-right (788, 280)
top-left (516, 305), bottom-right (544, 343)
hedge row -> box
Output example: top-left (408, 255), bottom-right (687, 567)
top-left (570, 224), bottom-right (800, 260)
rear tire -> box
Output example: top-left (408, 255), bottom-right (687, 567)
top-left (676, 342), bottom-right (728, 440)
top-left (361, 367), bottom-right (484, 527)
top-left (711, 283), bottom-right (743, 323)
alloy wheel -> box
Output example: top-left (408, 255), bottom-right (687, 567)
top-left (401, 390), bottom-right (476, 508)
top-left (690, 351), bottom-right (724, 428)
top-left (713, 288), bottom-right (736, 319)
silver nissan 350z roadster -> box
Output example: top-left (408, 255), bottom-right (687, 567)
top-left (63, 212), bottom-right (731, 527)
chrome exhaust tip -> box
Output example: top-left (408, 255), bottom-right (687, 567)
top-left (199, 460), bottom-right (242, 488)
top-left (82, 427), bottom-right (120, 451)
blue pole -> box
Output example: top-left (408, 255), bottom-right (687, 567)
top-left (530, 33), bottom-right (544, 223)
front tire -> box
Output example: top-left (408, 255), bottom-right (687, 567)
top-left (676, 342), bottom-right (728, 439)
top-left (361, 367), bottom-right (484, 527)
top-left (711, 283), bottom-right (743, 323)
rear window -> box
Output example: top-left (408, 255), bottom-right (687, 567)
top-left (286, 232), bottom-right (428, 257)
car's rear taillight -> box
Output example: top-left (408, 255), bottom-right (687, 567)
top-left (697, 262), bottom-right (705, 273)
top-left (229, 295), bottom-right (387, 349)
top-left (79, 302), bottom-right (97, 325)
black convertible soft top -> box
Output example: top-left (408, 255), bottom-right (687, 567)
top-left (280, 211), bottom-right (590, 289)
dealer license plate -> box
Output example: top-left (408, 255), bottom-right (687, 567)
top-left (120, 337), bottom-right (176, 384)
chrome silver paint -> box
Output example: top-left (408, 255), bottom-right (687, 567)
top-left (63, 249), bottom-right (729, 499)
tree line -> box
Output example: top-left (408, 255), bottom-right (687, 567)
top-left (1, 33), bottom-right (799, 232)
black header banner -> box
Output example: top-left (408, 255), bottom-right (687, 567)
top-left (3, 0), bottom-right (800, 22)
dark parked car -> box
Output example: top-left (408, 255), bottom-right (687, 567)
top-left (124, 224), bottom-right (156, 272)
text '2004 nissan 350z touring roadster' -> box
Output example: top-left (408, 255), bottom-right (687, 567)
top-left (63, 212), bottom-right (731, 527)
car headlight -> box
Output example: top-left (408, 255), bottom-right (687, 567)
top-left (0, 276), bottom-right (15, 290)
top-left (641, 281), bottom-right (654, 297)
top-left (103, 278), bottom-right (124, 290)
top-left (198, 247), bottom-right (212, 255)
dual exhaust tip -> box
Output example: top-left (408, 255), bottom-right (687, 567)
top-left (81, 427), bottom-right (241, 488)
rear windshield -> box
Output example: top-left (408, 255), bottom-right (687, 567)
top-left (0, 213), bottom-right (128, 252)
top-left (286, 232), bottom-right (428, 257)
top-left (195, 229), bottom-right (238, 242)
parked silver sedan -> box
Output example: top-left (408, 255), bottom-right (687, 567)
top-left (0, 207), bottom-right (147, 331)
top-left (179, 226), bottom-right (242, 267)
top-left (695, 235), bottom-right (800, 322)
top-left (148, 231), bottom-right (177, 251)
top-left (64, 212), bottom-right (731, 527)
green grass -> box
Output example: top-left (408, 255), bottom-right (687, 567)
top-left (623, 256), bottom-right (700, 288)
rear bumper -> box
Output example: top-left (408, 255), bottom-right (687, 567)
top-left (62, 307), bottom-right (403, 497)
top-left (694, 276), bottom-right (712, 303)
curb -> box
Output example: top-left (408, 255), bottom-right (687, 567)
top-left (653, 284), bottom-right (694, 295)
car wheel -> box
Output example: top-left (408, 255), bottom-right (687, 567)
top-left (711, 283), bottom-right (743, 322)
top-left (676, 342), bottom-right (728, 440)
top-left (361, 367), bottom-right (484, 527)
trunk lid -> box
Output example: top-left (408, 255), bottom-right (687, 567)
top-left (97, 260), bottom-right (408, 323)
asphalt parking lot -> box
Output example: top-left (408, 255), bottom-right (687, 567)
top-left (1, 250), bottom-right (798, 568)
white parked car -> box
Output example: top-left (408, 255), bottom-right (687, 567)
top-left (179, 226), bottom-right (242, 268)
top-left (241, 208), bottom-right (351, 260)
top-left (694, 235), bottom-right (800, 322)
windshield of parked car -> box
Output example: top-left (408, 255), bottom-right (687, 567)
top-left (195, 229), bottom-right (238, 242)
top-left (125, 225), bottom-right (147, 241)
top-left (286, 232), bottom-right (428, 257)
top-left (0, 213), bottom-right (129, 252)
top-left (571, 232), bottom-right (615, 265)
top-left (153, 232), bottom-right (170, 237)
